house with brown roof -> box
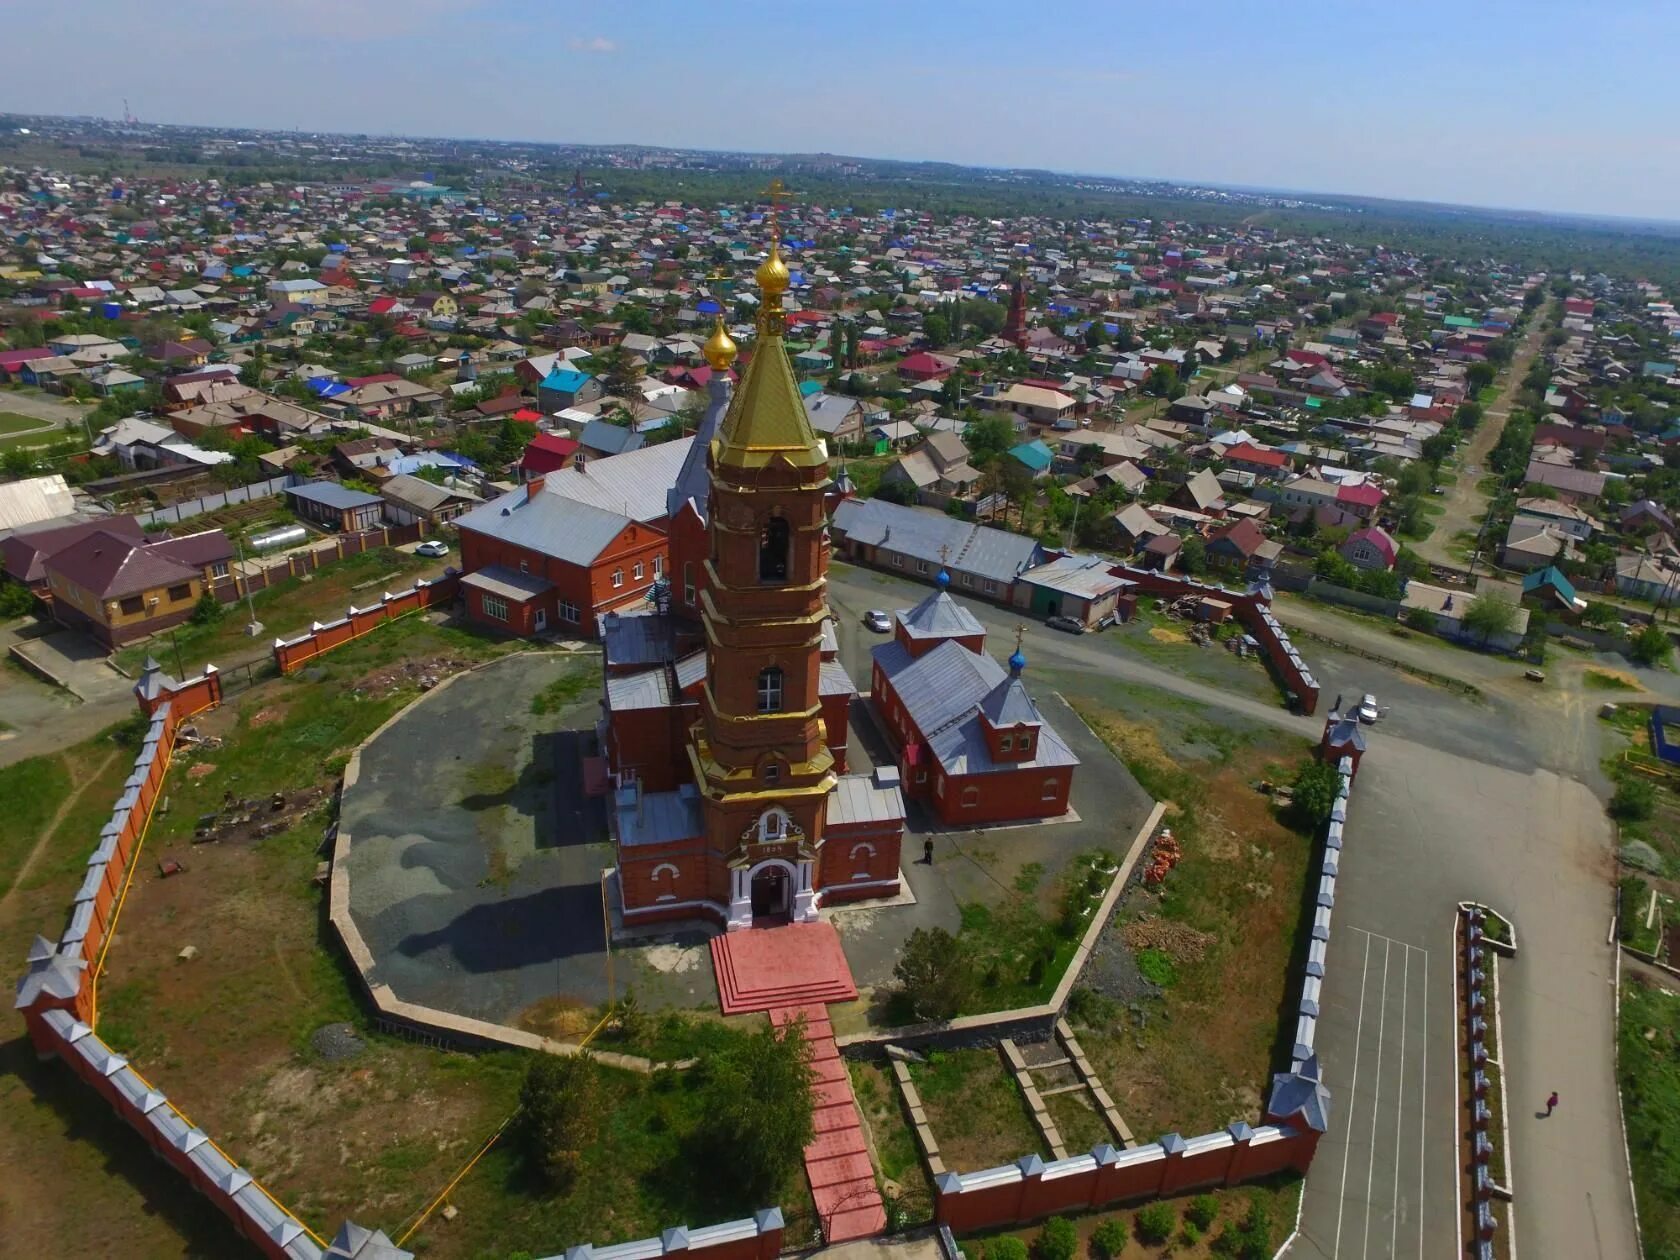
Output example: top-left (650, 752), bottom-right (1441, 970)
top-left (41, 528), bottom-right (233, 647)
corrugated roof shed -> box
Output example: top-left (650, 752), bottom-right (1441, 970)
top-left (0, 473), bottom-right (75, 531)
top-left (457, 486), bottom-right (635, 565)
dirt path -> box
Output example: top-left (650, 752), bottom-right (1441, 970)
top-left (0, 391), bottom-right (94, 426)
top-left (1413, 310), bottom-right (1551, 568)
top-left (0, 744), bottom-right (121, 908)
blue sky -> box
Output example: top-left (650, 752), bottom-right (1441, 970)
top-left (3, 0), bottom-right (1673, 220)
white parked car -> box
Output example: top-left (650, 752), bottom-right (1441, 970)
top-left (416, 539), bottom-right (450, 557)
top-left (1355, 693), bottom-right (1380, 724)
top-left (864, 609), bottom-right (892, 633)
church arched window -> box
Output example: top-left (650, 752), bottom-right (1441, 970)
top-left (757, 666), bottom-right (784, 713)
top-left (759, 516), bottom-right (790, 582)
top-left (757, 808), bottom-right (791, 842)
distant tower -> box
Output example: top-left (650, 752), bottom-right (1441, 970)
top-left (1004, 270), bottom-right (1028, 348)
top-left (569, 167), bottom-right (586, 200)
top-left (457, 349), bottom-right (476, 383)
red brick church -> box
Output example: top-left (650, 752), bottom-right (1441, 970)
top-left (870, 574), bottom-right (1079, 825)
top-left (605, 232), bottom-right (907, 929)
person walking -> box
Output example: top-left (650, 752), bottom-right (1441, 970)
top-left (922, 838), bottom-right (935, 866)
top-left (1545, 1090), bottom-right (1558, 1117)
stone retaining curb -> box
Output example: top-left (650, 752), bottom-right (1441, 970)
top-left (836, 801), bottom-right (1167, 1055)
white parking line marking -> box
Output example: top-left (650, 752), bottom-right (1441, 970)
top-left (1420, 945), bottom-right (1428, 1260)
top-left (1333, 931), bottom-right (1374, 1259)
top-left (1391, 943), bottom-right (1409, 1258)
top-left (1362, 937), bottom-right (1391, 1260)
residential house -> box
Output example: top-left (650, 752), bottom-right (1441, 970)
top-left (879, 431), bottom-right (982, 508)
top-left (976, 382), bottom-right (1077, 427)
top-left (1341, 526), bottom-right (1398, 571)
top-left (537, 368), bottom-right (601, 414)
top-left (802, 393), bottom-right (866, 446)
top-left (284, 481), bottom-right (385, 532)
top-left (1523, 460), bottom-right (1606, 506)
top-left (41, 528), bottom-right (234, 648)
top-left (518, 432), bottom-right (582, 480)
top-left (378, 474), bottom-right (480, 527)
top-left (577, 418), bottom-right (646, 461)
top-left (1173, 469), bottom-right (1225, 515)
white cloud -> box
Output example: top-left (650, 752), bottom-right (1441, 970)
top-left (567, 35), bottom-right (617, 53)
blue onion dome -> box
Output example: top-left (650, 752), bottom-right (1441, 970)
top-left (1009, 649), bottom-right (1027, 674)
top-left (936, 569), bottom-right (951, 588)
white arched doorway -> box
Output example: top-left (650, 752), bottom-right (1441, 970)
top-left (727, 856), bottom-right (819, 930)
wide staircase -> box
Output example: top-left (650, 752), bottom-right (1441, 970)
top-left (710, 923), bottom-right (884, 1242)
top-left (709, 920), bottom-right (858, 1015)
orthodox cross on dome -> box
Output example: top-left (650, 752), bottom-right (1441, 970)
top-left (1010, 623), bottom-right (1028, 674)
top-left (762, 177), bottom-right (797, 241)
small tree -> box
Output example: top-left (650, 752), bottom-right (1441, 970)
top-left (696, 1020), bottom-right (814, 1201)
top-left (1181, 533), bottom-right (1208, 575)
top-left (893, 926), bottom-right (974, 1021)
top-left (984, 1238), bottom-right (1028, 1260)
top-left (1631, 623), bottom-right (1673, 667)
top-left (1288, 759), bottom-right (1343, 831)
top-left (1463, 591), bottom-right (1519, 645)
top-left (190, 591), bottom-right (225, 626)
top-left (519, 1053), bottom-right (603, 1190)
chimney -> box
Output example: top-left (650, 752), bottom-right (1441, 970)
top-left (526, 475), bottom-right (545, 497)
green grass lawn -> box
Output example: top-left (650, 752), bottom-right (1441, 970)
top-left (114, 544), bottom-right (442, 675)
top-left (908, 1049), bottom-right (1045, 1171)
top-left (1619, 978), bottom-right (1680, 1258)
top-left (0, 411), bottom-right (53, 436)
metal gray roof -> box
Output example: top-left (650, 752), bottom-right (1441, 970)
top-left (819, 658), bottom-right (859, 697)
top-left (897, 588), bottom-right (985, 639)
top-left (459, 565), bottom-right (554, 601)
top-left (606, 666), bottom-right (673, 712)
top-left (457, 487), bottom-right (634, 565)
top-left (285, 480), bottom-right (383, 510)
top-left (1023, 553), bottom-right (1128, 599)
top-left (616, 785), bottom-right (702, 847)
top-left (979, 673), bottom-right (1042, 727)
top-left (541, 437), bottom-right (692, 523)
top-left (828, 771), bottom-right (907, 827)
top-left (877, 637), bottom-right (1078, 777)
top-left (667, 377), bottom-right (732, 521)
top-left (833, 498), bottom-right (1043, 584)
top-left (675, 650), bottom-right (708, 690)
top-left (601, 610), bottom-right (673, 669)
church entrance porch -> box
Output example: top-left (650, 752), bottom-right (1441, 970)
top-left (726, 856), bottom-right (819, 930)
top-left (750, 863), bottom-right (790, 921)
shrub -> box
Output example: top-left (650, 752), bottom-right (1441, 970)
top-left (1135, 1201), bottom-right (1176, 1244)
top-left (1090, 1217), bottom-right (1128, 1259)
top-left (1612, 775), bottom-right (1656, 823)
top-left (1632, 623), bottom-right (1673, 667)
top-left (519, 1053), bottom-right (603, 1189)
top-left (986, 1236), bottom-right (1029, 1260)
top-left (1035, 1216), bottom-right (1078, 1260)
top-left (0, 578), bottom-right (36, 619)
top-left (1187, 1193), bottom-right (1220, 1229)
top-left (190, 590), bottom-right (225, 626)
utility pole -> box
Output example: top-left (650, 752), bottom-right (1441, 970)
top-left (235, 537), bottom-right (262, 636)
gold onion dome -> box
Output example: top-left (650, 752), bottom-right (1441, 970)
top-left (702, 315), bottom-right (738, 370)
top-left (755, 239), bottom-right (790, 297)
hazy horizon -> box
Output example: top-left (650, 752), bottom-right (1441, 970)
top-left (2, 0), bottom-right (1671, 223)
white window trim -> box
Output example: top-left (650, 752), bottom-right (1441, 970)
top-left (611, 568), bottom-right (624, 588)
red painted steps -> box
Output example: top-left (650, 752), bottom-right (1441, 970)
top-left (709, 923), bottom-right (858, 1017)
top-left (766, 1003), bottom-right (886, 1243)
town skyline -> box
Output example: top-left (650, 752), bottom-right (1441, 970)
top-left (1, 0), bottom-right (1674, 223)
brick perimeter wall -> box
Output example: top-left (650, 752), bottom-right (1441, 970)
top-left (272, 573), bottom-right (460, 673)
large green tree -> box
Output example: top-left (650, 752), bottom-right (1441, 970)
top-left (696, 1021), bottom-right (814, 1200)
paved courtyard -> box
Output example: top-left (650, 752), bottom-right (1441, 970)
top-left (340, 651), bottom-right (616, 1025)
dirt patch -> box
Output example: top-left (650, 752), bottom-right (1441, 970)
top-left (1121, 916), bottom-right (1214, 965)
top-left (248, 704), bottom-right (289, 728)
top-left (354, 655), bottom-right (469, 699)
top-left (189, 786), bottom-right (332, 847)
top-left (515, 995), bottom-right (597, 1040)
top-left (1149, 625), bottom-right (1188, 645)
top-left (187, 761), bottom-right (217, 780)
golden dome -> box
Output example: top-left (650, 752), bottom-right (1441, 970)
top-left (755, 239), bottom-right (790, 297)
top-left (702, 314), bottom-right (738, 370)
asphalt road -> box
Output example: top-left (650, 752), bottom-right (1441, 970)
top-left (825, 562), bottom-right (1640, 1259)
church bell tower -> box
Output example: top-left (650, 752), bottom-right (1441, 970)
top-left (689, 195), bottom-right (837, 928)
